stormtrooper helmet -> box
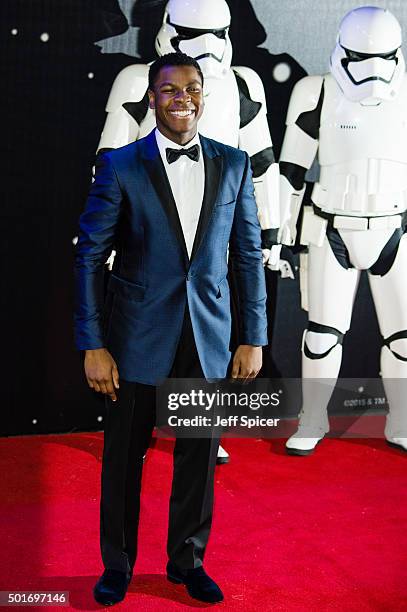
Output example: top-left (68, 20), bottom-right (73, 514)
top-left (330, 6), bottom-right (405, 103)
top-left (155, 0), bottom-right (232, 79)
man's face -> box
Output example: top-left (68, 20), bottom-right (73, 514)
top-left (148, 64), bottom-right (204, 145)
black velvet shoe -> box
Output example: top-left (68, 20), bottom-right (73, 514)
top-left (93, 569), bottom-right (132, 606)
top-left (167, 561), bottom-right (224, 603)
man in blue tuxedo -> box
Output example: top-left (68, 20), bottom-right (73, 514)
top-left (75, 52), bottom-right (267, 606)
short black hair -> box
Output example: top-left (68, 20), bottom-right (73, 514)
top-left (148, 52), bottom-right (204, 91)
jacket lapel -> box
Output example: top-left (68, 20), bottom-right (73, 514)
top-left (140, 131), bottom-right (223, 268)
top-left (190, 137), bottom-right (223, 262)
top-left (141, 131), bottom-right (189, 268)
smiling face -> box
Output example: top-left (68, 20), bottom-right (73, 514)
top-left (148, 64), bottom-right (204, 145)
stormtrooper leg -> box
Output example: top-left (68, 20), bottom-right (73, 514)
top-left (286, 236), bottom-right (360, 454)
top-left (380, 342), bottom-right (407, 450)
top-left (368, 233), bottom-right (407, 451)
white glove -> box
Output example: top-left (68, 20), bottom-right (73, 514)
top-left (106, 250), bottom-right (116, 271)
top-left (279, 259), bottom-right (295, 279)
top-left (262, 244), bottom-right (281, 271)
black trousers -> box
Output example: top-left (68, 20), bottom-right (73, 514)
top-left (100, 310), bottom-right (220, 574)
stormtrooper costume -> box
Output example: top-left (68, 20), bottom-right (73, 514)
top-left (97, 0), bottom-right (279, 463)
top-left (279, 6), bottom-right (407, 454)
top-left (98, 0), bottom-right (279, 248)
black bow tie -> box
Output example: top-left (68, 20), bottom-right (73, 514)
top-left (166, 144), bottom-right (200, 164)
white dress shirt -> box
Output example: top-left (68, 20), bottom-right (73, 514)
top-left (155, 128), bottom-right (205, 257)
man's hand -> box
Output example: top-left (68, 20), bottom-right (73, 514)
top-left (231, 345), bottom-right (262, 382)
top-left (84, 348), bottom-right (120, 402)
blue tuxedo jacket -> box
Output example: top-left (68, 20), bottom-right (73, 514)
top-left (75, 130), bottom-right (267, 384)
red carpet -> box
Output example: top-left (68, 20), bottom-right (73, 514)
top-left (0, 432), bottom-right (405, 610)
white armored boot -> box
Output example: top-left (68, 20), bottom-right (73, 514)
top-left (286, 332), bottom-right (342, 455)
top-left (381, 344), bottom-right (407, 452)
top-left (216, 445), bottom-right (230, 464)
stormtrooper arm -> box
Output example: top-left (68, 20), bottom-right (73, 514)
top-left (97, 64), bottom-right (150, 153)
top-left (278, 76), bottom-right (323, 246)
top-left (95, 65), bottom-right (150, 270)
top-left (234, 67), bottom-right (279, 246)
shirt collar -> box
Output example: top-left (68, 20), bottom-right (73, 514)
top-left (155, 128), bottom-right (201, 163)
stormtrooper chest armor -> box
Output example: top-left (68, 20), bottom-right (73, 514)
top-left (314, 74), bottom-right (407, 216)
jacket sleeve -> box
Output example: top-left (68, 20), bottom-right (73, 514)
top-left (74, 153), bottom-right (122, 350)
top-left (229, 151), bottom-right (268, 346)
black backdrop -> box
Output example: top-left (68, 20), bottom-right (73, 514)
top-left (1, 0), bottom-right (381, 435)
